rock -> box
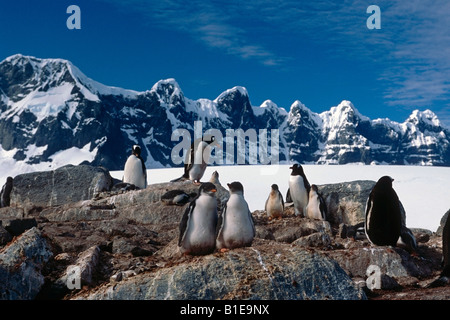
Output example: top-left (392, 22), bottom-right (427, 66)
top-left (76, 240), bottom-right (366, 300)
top-left (10, 164), bottom-right (113, 208)
top-left (317, 180), bottom-right (376, 227)
top-left (62, 245), bottom-right (101, 289)
top-left (0, 227), bottom-right (53, 299)
top-left (324, 246), bottom-right (437, 287)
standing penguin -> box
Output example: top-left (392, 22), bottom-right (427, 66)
top-left (442, 212), bottom-right (450, 277)
top-left (364, 176), bottom-right (402, 247)
top-left (305, 184), bottom-right (327, 221)
top-left (265, 184), bottom-right (284, 220)
top-left (209, 170), bottom-right (221, 186)
top-left (178, 182), bottom-right (218, 255)
top-left (123, 145), bottom-right (147, 189)
top-left (172, 136), bottom-right (217, 184)
top-left (216, 182), bottom-right (255, 251)
top-left (288, 164), bottom-right (311, 217)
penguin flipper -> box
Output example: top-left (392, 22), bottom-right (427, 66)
top-left (279, 191), bottom-right (285, 209)
top-left (216, 203), bottom-right (226, 243)
top-left (178, 201), bottom-right (195, 246)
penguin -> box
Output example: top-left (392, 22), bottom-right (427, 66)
top-left (0, 176), bottom-right (13, 208)
top-left (397, 200), bottom-right (418, 254)
top-left (171, 136), bottom-right (217, 184)
top-left (364, 176), bottom-right (402, 247)
top-left (178, 182), bottom-right (218, 255)
top-left (265, 184), bottom-right (284, 220)
top-left (442, 213), bottom-right (450, 277)
top-left (216, 182), bottom-right (255, 251)
top-left (305, 184), bottom-right (327, 221)
top-left (427, 213), bottom-right (450, 288)
top-left (123, 145), bottom-right (147, 189)
top-left (208, 170), bottom-right (221, 186)
top-left (288, 164), bottom-right (311, 217)
top-left (161, 189), bottom-right (196, 206)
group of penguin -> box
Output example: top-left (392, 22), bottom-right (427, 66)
top-left (121, 141), bottom-right (447, 273)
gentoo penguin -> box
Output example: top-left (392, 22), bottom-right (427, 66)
top-left (123, 145), bottom-right (147, 189)
top-left (397, 200), bottom-right (418, 254)
top-left (178, 182), bottom-right (218, 255)
top-left (288, 164), bottom-right (311, 217)
top-left (216, 182), bottom-right (255, 251)
top-left (442, 213), bottom-right (450, 277)
top-left (161, 189), bottom-right (196, 206)
top-left (0, 176), bottom-right (13, 208)
top-left (265, 184), bottom-right (284, 219)
top-left (172, 136), bottom-right (217, 184)
top-left (305, 184), bottom-right (327, 221)
top-left (209, 170), bottom-right (221, 186)
top-left (364, 176), bottom-right (402, 247)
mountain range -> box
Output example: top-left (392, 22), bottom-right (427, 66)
top-left (1, 54), bottom-right (450, 177)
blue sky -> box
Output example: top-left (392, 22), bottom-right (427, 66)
top-left (1, 0), bottom-right (450, 127)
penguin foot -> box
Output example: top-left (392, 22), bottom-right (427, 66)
top-left (219, 248), bottom-right (229, 253)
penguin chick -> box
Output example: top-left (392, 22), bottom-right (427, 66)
top-left (265, 184), bottom-right (284, 220)
top-left (178, 182), bottom-right (218, 255)
top-left (305, 184), bottom-right (327, 221)
top-left (216, 182), bottom-right (255, 251)
top-left (209, 170), bottom-right (221, 186)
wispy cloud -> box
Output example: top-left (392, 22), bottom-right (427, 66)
top-left (100, 0), bottom-right (450, 125)
top-left (101, 0), bottom-right (288, 67)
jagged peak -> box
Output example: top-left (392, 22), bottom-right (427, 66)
top-left (214, 86), bottom-right (249, 103)
top-left (150, 78), bottom-right (184, 102)
top-left (406, 109), bottom-right (441, 127)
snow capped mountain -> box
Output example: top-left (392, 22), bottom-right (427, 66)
top-left (1, 54), bottom-right (450, 182)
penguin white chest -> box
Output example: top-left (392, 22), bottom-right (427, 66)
top-left (187, 195), bottom-right (217, 246)
top-left (220, 195), bottom-right (254, 247)
top-left (306, 193), bottom-right (321, 220)
top-left (289, 175), bottom-right (308, 215)
top-left (123, 155), bottom-right (146, 189)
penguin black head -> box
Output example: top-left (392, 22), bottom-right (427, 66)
top-left (204, 136), bottom-right (216, 144)
top-left (227, 181), bottom-right (244, 195)
top-left (132, 145), bottom-right (141, 156)
top-left (311, 184), bottom-right (318, 192)
top-left (271, 184), bottom-right (279, 191)
top-left (289, 164), bottom-right (305, 176)
top-left (200, 182), bottom-right (217, 196)
top-left (375, 176), bottom-right (394, 190)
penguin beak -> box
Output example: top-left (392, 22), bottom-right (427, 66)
top-left (211, 189), bottom-right (217, 193)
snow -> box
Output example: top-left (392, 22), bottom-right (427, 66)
top-left (214, 86), bottom-right (249, 103)
top-left (110, 164), bottom-right (450, 232)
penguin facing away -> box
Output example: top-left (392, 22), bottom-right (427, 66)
top-left (216, 182), bottom-right (255, 251)
top-left (171, 136), bottom-right (217, 184)
top-left (442, 213), bottom-right (450, 277)
top-left (123, 145), bottom-right (147, 189)
top-left (265, 184), bottom-right (284, 220)
top-left (178, 182), bottom-right (218, 255)
top-left (364, 176), bottom-right (402, 247)
top-left (288, 164), bottom-right (311, 217)
top-left (305, 184), bottom-right (327, 221)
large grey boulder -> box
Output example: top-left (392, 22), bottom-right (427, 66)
top-left (77, 240), bottom-right (366, 300)
top-left (0, 227), bottom-right (53, 299)
top-left (317, 180), bottom-right (375, 226)
top-left (9, 164), bottom-right (113, 208)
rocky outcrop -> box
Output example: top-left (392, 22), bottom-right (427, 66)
top-left (9, 165), bottom-right (113, 208)
top-left (0, 165), bottom-right (447, 300)
top-left (78, 240), bottom-right (365, 300)
top-left (0, 227), bottom-right (53, 300)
